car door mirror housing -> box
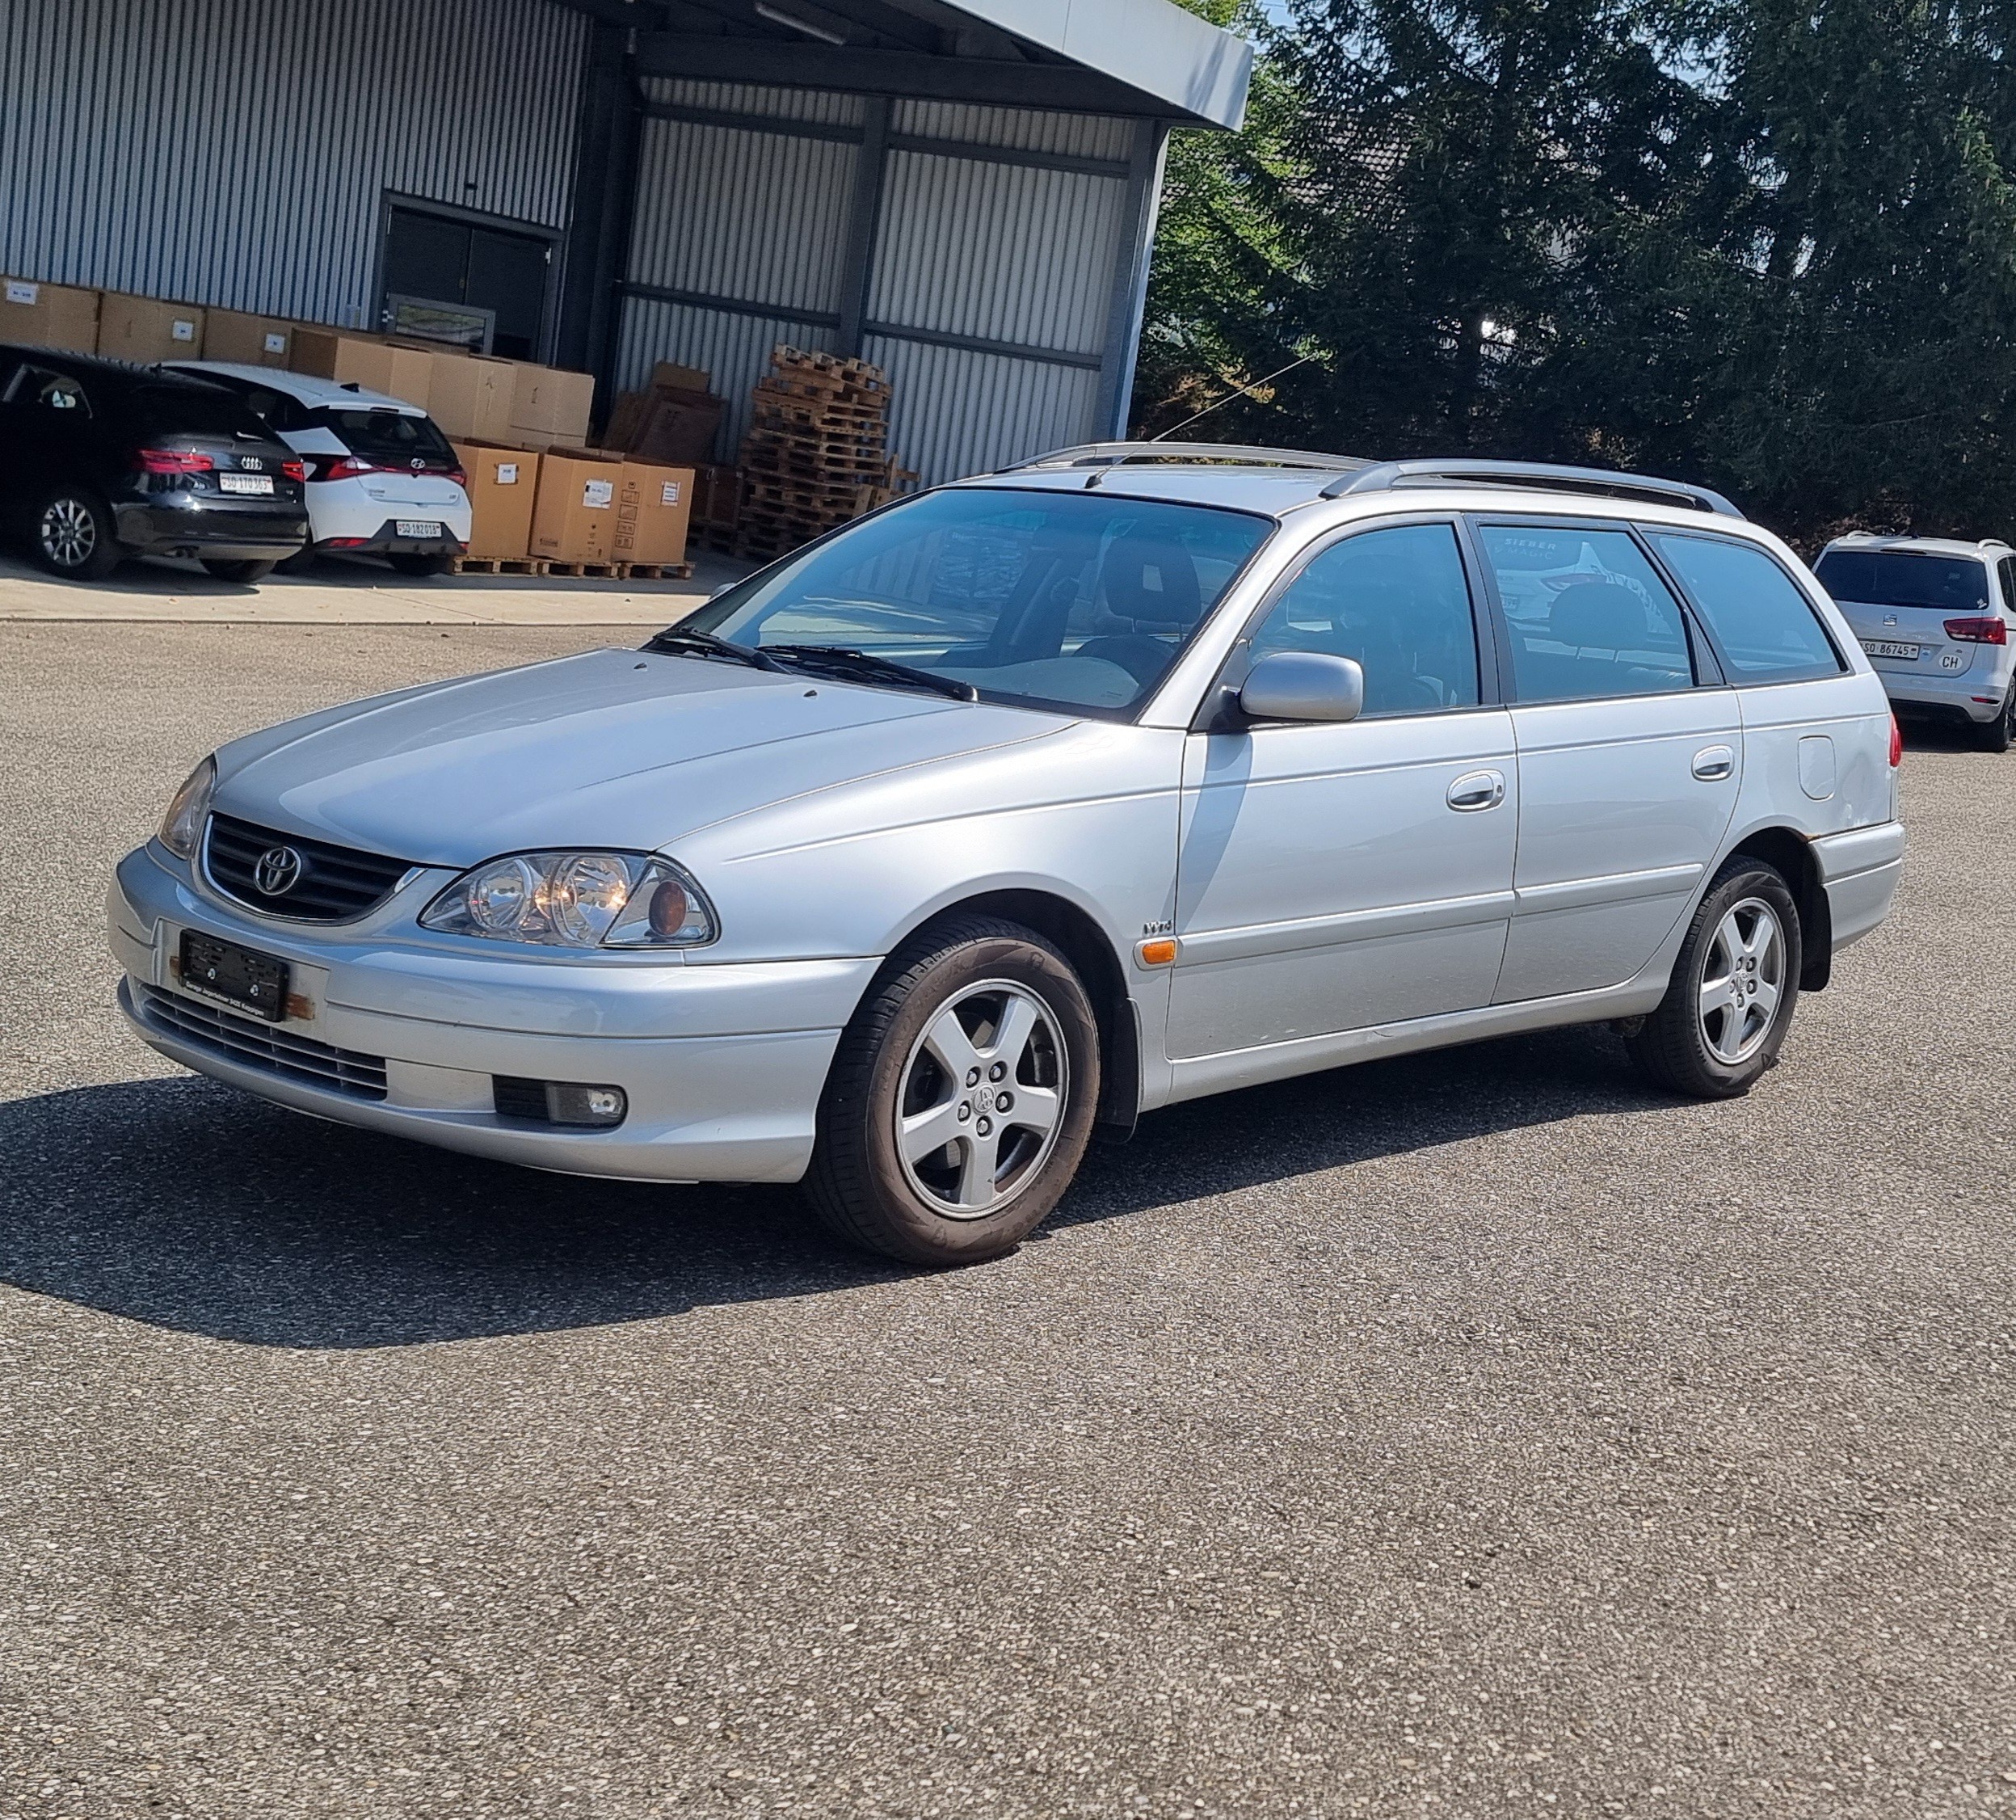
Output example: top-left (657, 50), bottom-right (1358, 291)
top-left (1238, 651), bottom-right (1366, 723)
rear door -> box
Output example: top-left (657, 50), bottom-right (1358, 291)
top-left (0, 360), bottom-right (96, 491)
top-left (1472, 518), bottom-right (1741, 1003)
top-left (1813, 547), bottom-right (1993, 684)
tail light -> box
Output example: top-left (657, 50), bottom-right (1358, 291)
top-left (1943, 616), bottom-right (2008, 644)
top-left (1889, 714), bottom-right (1903, 767)
top-left (305, 453), bottom-right (377, 483)
top-left (280, 457), bottom-right (307, 482)
top-left (445, 466), bottom-right (467, 489)
top-left (137, 448), bottom-right (213, 474)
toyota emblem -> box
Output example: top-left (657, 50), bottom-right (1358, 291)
top-left (254, 845), bottom-right (304, 897)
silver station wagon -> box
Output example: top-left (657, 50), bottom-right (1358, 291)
top-left (112, 447), bottom-right (1906, 1265)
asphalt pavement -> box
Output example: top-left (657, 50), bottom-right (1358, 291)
top-left (2, 621), bottom-right (2012, 1820)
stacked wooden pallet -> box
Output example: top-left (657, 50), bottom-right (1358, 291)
top-left (733, 346), bottom-right (915, 562)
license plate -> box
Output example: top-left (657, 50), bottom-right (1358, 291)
top-left (1861, 638), bottom-right (1920, 660)
top-left (178, 929), bottom-right (289, 1023)
top-left (396, 519), bottom-right (443, 539)
top-left (219, 472), bottom-right (274, 495)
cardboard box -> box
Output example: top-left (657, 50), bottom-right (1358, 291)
top-left (290, 328), bottom-right (435, 409)
top-left (613, 461), bottom-right (694, 566)
top-left (96, 291), bottom-right (205, 362)
top-left (429, 354), bottom-right (518, 443)
top-left (510, 363), bottom-right (596, 446)
top-left (202, 309), bottom-right (293, 367)
top-left (452, 441), bottom-right (541, 561)
top-left (529, 449), bottom-right (625, 562)
top-left (650, 360), bottom-right (710, 394)
top-left (0, 277), bottom-right (100, 353)
top-left (600, 382), bottom-right (722, 466)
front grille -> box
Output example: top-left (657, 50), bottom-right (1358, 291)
top-left (137, 983), bottom-right (389, 1102)
top-left (204, 812), bottom-right (411, 923)
top-left (492, 1076), bottom-right (553, 1122)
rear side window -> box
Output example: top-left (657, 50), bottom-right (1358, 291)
top-left (1813, 550), bottom-right (1989, 613)
top-left (133, 385), bottom-right (265, 437)
top-left (1476, 524), bottom-right (1694, 702)
top-left (1648, 533), bottom-right (1845, 682)
top-left (307, 407), bottom-right (453, 463)
top-left (5, 364), bottom-right (90, 415)
top-left (1249, 523), bottom-right (1480, 716)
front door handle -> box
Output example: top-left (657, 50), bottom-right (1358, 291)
top-left (1692, 744), bottom-right (1736, 782)
top-left (1447, 768), bottom-right (1506, 812)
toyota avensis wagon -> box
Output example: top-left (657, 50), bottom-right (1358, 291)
top-left (111, 448), bottom-right (1906, 1265)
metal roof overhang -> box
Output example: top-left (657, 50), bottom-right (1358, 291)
top-left (572, 0), bottom-right (1250, 128)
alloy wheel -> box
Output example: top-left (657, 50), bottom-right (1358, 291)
top-left (1697, 896), bottom-right (1785, 1066)
top-left (38, 496), bottom-right (96, 569)
top-left (894, 979), bottom-right (1069, 1218)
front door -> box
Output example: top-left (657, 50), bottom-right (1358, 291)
top-left (1168, 520), bottom-right (1518, 1060)
top-left (381, 204), bottom-right (552, 359)
top-left (1471, 519), bottom-right (1742, 1002)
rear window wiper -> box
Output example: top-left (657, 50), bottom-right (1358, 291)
top-left (766, 645), bottom-right (979, 702)
top-left (642, 626), bottom-right (785, 672)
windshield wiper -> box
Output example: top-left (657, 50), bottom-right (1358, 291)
top-left (766, 645), bottom-right (979, 702)
top-left (642, 626), bottom-right (785, 672)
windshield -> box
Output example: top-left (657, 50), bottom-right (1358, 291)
top-left (676, 487), bottom-right (1274, 715)
top-left (1814, 550), bottom-right (1990, 613)
top-left (308, 407), bottom-right (456, 464)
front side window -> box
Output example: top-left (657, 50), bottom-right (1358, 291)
top-left (1247, 523), bottom-right (1481, 717)
top-left (681, 487), bottom-right (1273, 715)
top-left (1479, 524), bottom-right (1694, 702)
top-left (1647, 532), bottom-right (1845, 682)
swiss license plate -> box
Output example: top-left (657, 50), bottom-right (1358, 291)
top-left (178, 929), bottom-right (289, 1023)
top-left (1861, 638), bottom-right (1921, 660)
top-left (396, 519), bottom-right (443, 539)
top-left (219, 472), bottom-right (274, 495)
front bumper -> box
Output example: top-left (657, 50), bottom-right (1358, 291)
top-left (116, 496), bottom-right (309, 560)
top-left (110, 843), bottom-right (876, 1184)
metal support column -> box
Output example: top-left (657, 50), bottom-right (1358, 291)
top-left (1093, 117), bottom-right (1170, 438)
top-left (836, 97), bottom-right (891, 360)
top-left (554, 19), bottom-right (642, 411)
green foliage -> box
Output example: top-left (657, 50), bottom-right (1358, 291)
top-left (1138, 0), bottom-right (2016, 537)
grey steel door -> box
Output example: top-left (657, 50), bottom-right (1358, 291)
top-left (1168, 521), bottom-right (1517, 1059)
top-left (1472, 519), bottom-right (1741, 1002)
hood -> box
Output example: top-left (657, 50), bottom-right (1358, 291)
top-left (214, 647), bottom-right (1063, 867)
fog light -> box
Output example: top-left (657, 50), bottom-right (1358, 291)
top-left (492, 1076), bottom-right (627, 1127)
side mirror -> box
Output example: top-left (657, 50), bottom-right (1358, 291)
top-left (1238, 651), bottom-right (1366, 723)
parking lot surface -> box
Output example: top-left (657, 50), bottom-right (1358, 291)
top-left (2, 621), bottom-right (2012, 1820)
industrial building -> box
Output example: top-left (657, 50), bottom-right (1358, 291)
top-left (0, 0), bottom-right (1252, 482)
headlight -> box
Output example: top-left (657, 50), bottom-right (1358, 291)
top-left (159, 756), bottom-right (217, 860)
top-left (419, 851), bottom-right (717, 949)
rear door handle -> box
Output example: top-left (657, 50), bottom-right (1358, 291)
top-left (1447, 768), bottom-right (1506, 811)
top-left (1692, 744), bottom-right (1735, 782)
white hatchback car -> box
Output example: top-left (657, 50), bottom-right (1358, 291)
top-left (1813, 533), bottom-right (2016, 750)
top-left (112, 448), bottom-right (1905, 1265)
top-left (166, 363), bottom-right (472, 575)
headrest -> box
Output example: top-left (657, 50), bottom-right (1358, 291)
top-left (1100, 535), bottom-right (1202, 630)
top-left (1549, 581), bottom-right (1648, 651)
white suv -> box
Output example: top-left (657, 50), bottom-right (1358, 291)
top-left (1814, 533), bottom-right (2016, 751)
top-left (166, 363), bottom-right (472, 575)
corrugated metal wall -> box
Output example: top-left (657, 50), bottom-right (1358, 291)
top-left (0, 0), bottom-right (587, 328)
top-left (620, 82), bottom-right (1134, 484)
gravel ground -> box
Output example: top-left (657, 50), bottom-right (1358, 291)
top-left (1, 622), bottom-right (2011, 1820)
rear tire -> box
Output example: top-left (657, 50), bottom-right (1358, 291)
top-left (200, 558), bottom-right (276, 584)
top-left (1973, 683), bottom-right (2015, 752)
top-left (29, 484), bottom-right (120, 579)
top-left (804, 916), bottom-right (1100, 1266)
top-left (388, 553), bottom-right (455, 577)
top-left (1628, 859), bottom-right (1802, 1098)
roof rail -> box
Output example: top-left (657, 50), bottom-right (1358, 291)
top-left (1005, 440), bottom-right (1372, 475)
top-left (1319, 458), bottom-right (1742, 518)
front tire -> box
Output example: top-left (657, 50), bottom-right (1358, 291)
top-left (1973, 683), bottom-right (2015, 753)
top-left (1628, 859), bottom-right (1802, 1097)
top-left (805, 916), bottom-right (1101, 1266)
top-left (30, 484), bottom-right (120, 579)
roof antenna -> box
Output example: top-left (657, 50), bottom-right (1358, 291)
top-left (1151, 352), bottom-right (1315, 442)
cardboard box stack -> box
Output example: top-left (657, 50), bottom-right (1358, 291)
top-left (731, 345), bottom-right (913, 562)
top-left (97, 292), bottom-right (205, 362)
top-left (289, 328), bottom-right (435, 409)
top-left (600, 362), bottom-right (723, 467)
top-left (1, 277), bottom-right (100, 353)
top-left (529, 449), bottom-right (627, 564)
top-left (203, 310), bottom-right (293, 367)
top-left (452, 443), bottom-right (542, 562)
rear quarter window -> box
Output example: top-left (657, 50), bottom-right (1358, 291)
top-left (1646, 533), bottom-right (1846, 683)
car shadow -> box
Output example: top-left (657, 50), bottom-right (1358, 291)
top-left (0, 1024), bottom-right (1657, 1350)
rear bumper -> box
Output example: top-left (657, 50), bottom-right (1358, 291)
top-left (116, 498), bottom-right (308, 559)
top-left (1813, 820), bottom-right (1904, 954)
top-left (316, 516), bottom-right (467, 558)
top-left (1875, 668), bottom-right (2010, 723)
